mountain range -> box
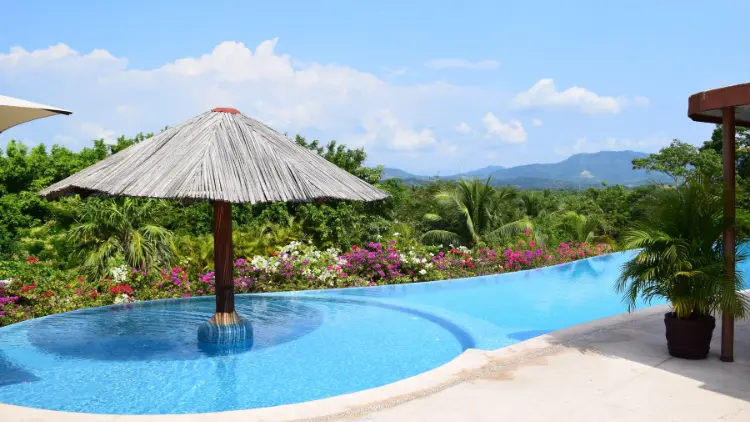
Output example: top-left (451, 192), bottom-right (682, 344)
top-left (381, 151), bottom-right (670, 189)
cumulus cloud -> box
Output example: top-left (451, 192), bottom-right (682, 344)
top-left (482, 112), bottom-right (527, 143)
top-left (0, 43), bottom-right (127, 75)
top-left (455, 121), bottom-right (473, 134)
top-left (358, 110), bottom-right (437, 151)
top-left (424, 58), bottom-right (501, 70)
top-left (512, 79), bottom-right (628, 114)
top-left (0, 40), bottom-right (485, 167)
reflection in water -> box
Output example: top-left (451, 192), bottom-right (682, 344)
top-left (570, 259), bottom-right (602, 279)
top-left (28, 296), bottom-right (324, 361)
top-left (211, 358), bottom-right (239, 411)
top-left (0, 351), bottom-right (40, 387)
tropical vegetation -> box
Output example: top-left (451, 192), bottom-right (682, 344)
top-left (616, 173), bottom-right (749, 319)
top-left (0, 124), bottom-right (748, 326)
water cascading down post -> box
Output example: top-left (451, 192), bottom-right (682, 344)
top-left (197, 201), bottom-right (253, 346)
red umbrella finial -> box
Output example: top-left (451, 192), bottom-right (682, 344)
top-left (211, 107), bottom-right (240, 114)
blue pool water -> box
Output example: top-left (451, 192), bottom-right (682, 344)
top-left (0, 251), bottom-right (666, 414)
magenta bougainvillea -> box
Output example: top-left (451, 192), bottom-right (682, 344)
top-left (0, 232), bottom-right (612, 326)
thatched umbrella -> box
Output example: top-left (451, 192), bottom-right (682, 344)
top-left (40, 107), bottom-right (389, 343)
top-left (1, 95), bottom-right (71, 133)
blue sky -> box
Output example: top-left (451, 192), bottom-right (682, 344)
top-left (1, 0), bottom-right (749, 175)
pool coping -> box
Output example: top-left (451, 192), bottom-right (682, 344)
top-left (0, 303), bottom-right (672, 422)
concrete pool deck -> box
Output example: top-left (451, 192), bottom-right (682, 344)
top-left (2, 304), bottom-right (749, 421)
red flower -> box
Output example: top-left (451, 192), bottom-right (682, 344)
top-left (109, 284), bottom-right (134, 295)
top-left (91, 291), bottom-right (99, 298)
top-left (21, 284), bottom-right (36, 292)
top-left (25, 256), bottom-right (39, 264)
top-left (44, 290), bottom-right (54, 297)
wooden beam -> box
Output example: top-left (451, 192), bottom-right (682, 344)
top-left (213, 200), bottom-right (234, 315)
top-left (721, 107), bottom-right (736, 363)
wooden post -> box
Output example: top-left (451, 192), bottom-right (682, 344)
top-left (721, 107), bottom-right (736, 363)
top-left (211, 200), bottom-right (237, 324)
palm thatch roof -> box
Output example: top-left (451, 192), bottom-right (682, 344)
top-left (40, 108), bottom-right (389, 204)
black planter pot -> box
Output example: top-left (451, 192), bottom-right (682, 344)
top-left (664, 312), bottom-right (716, 360)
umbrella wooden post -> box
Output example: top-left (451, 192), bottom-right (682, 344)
top-left (213, 200), bottom-right (235, 317)
top-left (197, 200), bottom-right (253, 345)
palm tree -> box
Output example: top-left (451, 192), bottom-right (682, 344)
top-left (234, 217), bottom-right (304, 258)
top-left (67, 198), bottom-right (175, 279)
top-left (616, 174), bottom-right (748, 319)
top-left (175, 234), bottom-right (214, 272)
top-left (520, 190), bottom-right (557, 218)
top-left (558, 211), bottom-right (604, 243)
top-left (422, 178), bottom-right (529, 246)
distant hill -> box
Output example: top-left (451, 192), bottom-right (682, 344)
top-left (453, 165), bottom-right (506, 178)
top-left (382, 167), bottom-right (421, 180)
top-left (380, 151), bottom-right (670, 189)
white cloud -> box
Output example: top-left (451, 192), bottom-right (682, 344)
top-left (0, 43), bottom-right (127, 74)
top-left (455, 121), bottom-right (473, 134)
top-left (554, 135), bottom-right (670, 156)
top-left (531, 118), bottom-right (543, 127)
top-left (482, 112), bottom-right (527, 143)
top-left (80, 122), bottom-right (116, 143)
top-left (424, 58), bottom-right (501, 70)
top-left (359, 110), bottom-right (436, 151)
top-left (579, 170), bottom-right (594, 179)
top-left (0, 40), bottom-right (483, 165)
top-left (512, 79), bottom-right (627, 114)
top-left (634, 96), bottom-right (650, 107)
top-left (438, 141), bottom-right (459, 156)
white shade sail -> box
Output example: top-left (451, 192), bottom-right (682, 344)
top-left (0, 95), bottom-right (72, 133)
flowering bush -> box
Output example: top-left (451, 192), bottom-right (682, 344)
top-left (0, 233), bottom-right (613, 327)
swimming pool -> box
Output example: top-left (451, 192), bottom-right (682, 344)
top-left (0, 251), bottom-right (663, 414)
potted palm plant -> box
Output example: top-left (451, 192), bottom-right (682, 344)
top-left (616, 174), bottom-right (748, 359)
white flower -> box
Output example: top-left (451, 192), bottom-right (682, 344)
top-left (419, 269), bottom-right (427, 275)
top-left (425, 263), bottom-right (434, 269)
top-left (393, 232), bottom-right (400, 237)
top-left (110, 265), bottom-right (128, 283)
top-left (281, 241), bottom-right (303, 254)
top-left (0, 279), bottom-right (12, 286)
top-left (251, 256), bottom-right (269, 269)
top-left (325, 247), bottom-right (342, 256)
top-left (114, 294), bottom-right (130, 304)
